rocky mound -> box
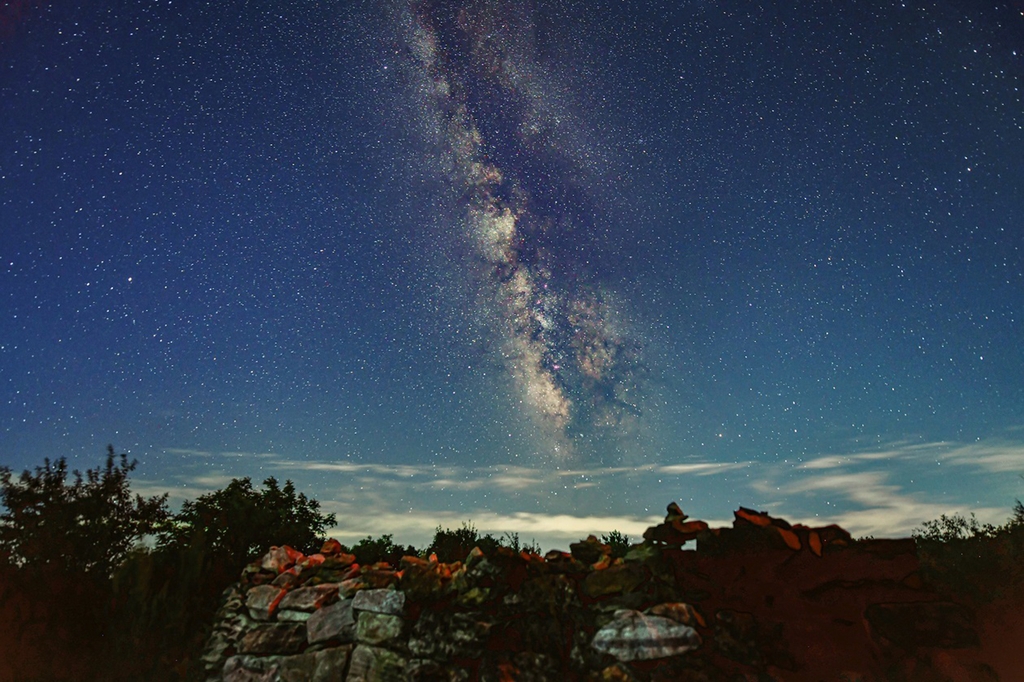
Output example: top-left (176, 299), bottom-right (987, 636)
top-left (199, 504), bottom-right (1023, 681)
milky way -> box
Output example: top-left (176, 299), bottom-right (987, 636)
top-left (402, 0), bottom-right (641, 458)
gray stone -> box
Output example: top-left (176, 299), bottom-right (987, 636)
top-left (223, 646), bottom-right (351, 682)
top-left (352, 588), bottom-right (405, 615)
top-left (277, 609), bottom-right (314, 622)
top-left (238, 622), bottom-right (308, 655)
top-left (406, 660), bottom-right (470, 682)
top-left (310, 646), bottom-right (353, 682)
top-left (307, 599), bottom-right (357, 644)
top-left (279, 584), bottom-right (341, 613)
top-left (408, 611), bottom-right (493, 661)
top-left (247, 585), bottom-right (287, 621)
top-left (591, 609), bottom-right (701, 661)
top-left (223, 656), bottom-right (280, 682)
top-left (345, 644), bottom-right (408, 682)
top-left (356, 612), bottom-right (404, 645)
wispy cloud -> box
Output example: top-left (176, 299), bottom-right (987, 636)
top-left (164, 448), bottom-right (276, 459)
top-left (761, 440), bottom-right (1022, 536)
top-left (321, 509), bottom-right (665, 551)
top-left (939, 442), bottom-right (1024, 473)
top-left (658, 462), bottom-right (751, 475)
top-left (151, 437), bottom-right (1023, 549)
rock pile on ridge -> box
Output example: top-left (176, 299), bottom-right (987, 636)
top-left (198, 504), bottom-right (1019, 681)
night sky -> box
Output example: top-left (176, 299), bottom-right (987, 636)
top-left (3, 0), bottom-right (1023, 550)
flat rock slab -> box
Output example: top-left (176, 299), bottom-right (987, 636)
top-left (246, 585), bottom-right (288, 621)
top-left (238, 622), bottom-right (308, 655)
top-left (591, 609), bottom-right (701, 661)
top-left (356, 612), bottom-right (404, 645)
top-left (224, 646), bottom-right (351, 682)
top-left (352, 588), bottom-right (405, 615)
top-left (279, 584), bottom-right (341, 613)
top-left (307, 599), bottom-right (356, 645)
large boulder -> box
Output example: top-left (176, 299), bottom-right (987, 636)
top-left (591, 609), bottom-right (701, 661)
top-left (306, 599), bottom-right (356, 645)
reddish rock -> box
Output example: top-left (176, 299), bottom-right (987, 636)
top-left (260, 545), bottom-right (305, 574)
top-left (865, 600), bottom-right (980, 649)
top-left (245, 585), bottom-right (288, 621)
top-left (277, 583), bottom-right (340, 613)
top-left (321, 538), bottom-right (344, 556)
top-left (645, 602), bottom-right (705, 628)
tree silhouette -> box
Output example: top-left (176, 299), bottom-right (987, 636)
top-left (0, 445), bottom-right (169, 577)
top-left (157, 475), bottom-right (335, 572)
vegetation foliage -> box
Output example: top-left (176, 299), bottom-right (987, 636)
top-left (912, 499), bottom-right (1024, 602)
top-left (0, 447), bottom-right (336, 681)
top-left (0, 445), bottom-right (169, 577)
top-left (349, 533), bottom-right (417, 566)
top-left (602, 530), bottom-right (631, 559)
top-left (158, 475), bottom-right (335, 572)
top-left (5, 443), bottom-right (1017, 679)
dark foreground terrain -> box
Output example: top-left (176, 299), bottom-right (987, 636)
top-left (198, 504), bottom-right (1024, 682)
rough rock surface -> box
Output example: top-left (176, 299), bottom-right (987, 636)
top-left (591, 609), bottom-right (701, 661)
top-left (198, 503), bottom-right (1023, 681)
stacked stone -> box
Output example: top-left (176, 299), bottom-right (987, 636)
top-left (198, 504), bottom-right (994, 682)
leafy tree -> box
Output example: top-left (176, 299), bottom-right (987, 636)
top-left (349, 533), bottom-right (416, 566)
top-left (427, 522), bottom-right (541, 562)
top-left (912, 511), bottom-right (997, 542)
top-left (0, 445), bottom-right (169, 577)
top-left (158, 476), bottom-right (335, 572)
top-left (0, 447), bottom-right (170, 681)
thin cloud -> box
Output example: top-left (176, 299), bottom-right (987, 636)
top-left (164, 448), bottom-right (275, 459)
top-left (320, 509), bottom-right (666, 552)
top-left (657, 462), bottom-right (750, 475)
top-left (940, 442), bottom-right (1024, 473)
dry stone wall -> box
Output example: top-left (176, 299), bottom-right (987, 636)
top-left (199, 505), bottom-right (1000, 682)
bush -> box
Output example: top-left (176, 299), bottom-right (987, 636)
top-left (912, 500), bottom-right (1024, 602)
top-left (350, 534), bottom-right (417, 566)
top-left (429, 521), bottom-right (483, 563)
top-left (601, 531), bottom-right (631, 559)
top-left (500, 531), bottom-right (541, 555)
top-left (428, 522), bottom-right (542, 562)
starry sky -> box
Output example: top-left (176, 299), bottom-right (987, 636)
top-left (2, 0), bottom-right (1023, 551)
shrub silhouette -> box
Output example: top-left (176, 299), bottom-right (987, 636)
top-left (427, 522), bottom-right (541, 562)
top-left (350, 533), bottom-right (417, 566)
top-left (913, 500), bottom-right (1024, 602)
top-left (602, 530), bottom-right (631, 559)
